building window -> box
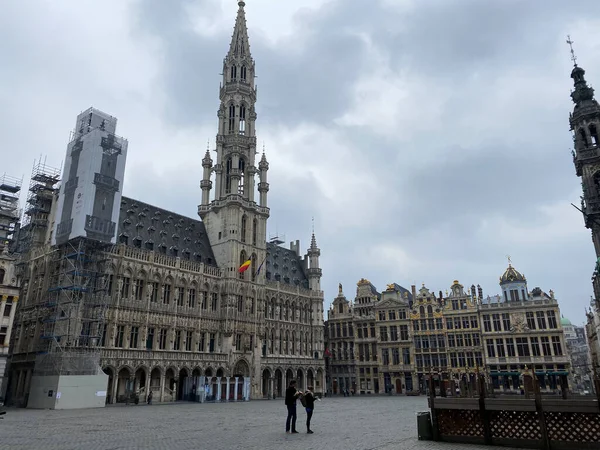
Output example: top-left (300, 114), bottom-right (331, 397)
top-left (0, 269), bottom-right (4, 284)
top-left (3, 297), bottom-right (12, 317)
top-left (541, 336), bottom-right (551, 356)
top-left (177, 287), bottom-right (185, 307)
top-left (252, 218), bottom-right (257, 245)
top-left (146, 327), bottom-right (154, 350)
top-left (236, 333), bottom-right (242, 349)
top-left (382, 348), bottom-right (389, 365)
top-left (380, 326), bottom-right (388, 342)
top-left (209, 333), bottom-right (215, 352)
top-left (151, 282), bottom-right (159, 302)
top-left (390, 326), bottom-right (398, 341)
top-left (211, 293), bottom-right (218, 311)
top-left (483, 315), bottom-right (491, 332)
top-left (551, 336), bottom-right (563, 355)
top-left (100, 324), bottom-right (107, 347)
top-left (516, 337), bottom-right (530, 357)
top-left (502, 313), bottom-right (511, 331)
top-left (237, 295), bottom-right (244, 313)
top-left (486, 339), bottom-right (495, 357)
top-left (400, 325), bottom-right (409, 340)
top-left (185, 331), bottom-right (193, 351)
top-left (239, 105), bottom-right (246, 135)
top-left (530, 336), bottom-right (541, 356)
top-left (174, 330), bottom-right (181, 350)
top-left (392, 348), bottom-right (400, 365)
top-left (114, 325), bottom-right (124, 348)
top-left (492, 314), bottom-right (501, 331)
top-left (378, 311), bottom-right (385, 321)
top-left (241, 65), bottom-right (247, 80)
top-left (159, 329), bottom-right (167, 350)
top-left (199, 332), bottom-right (206, 352)
top-left (121, 277), bottom-right (130, 298)
top-left (241, 215), bottom-right (247, 243)
top-left (188, 289), bottom-right (196, 308)
top-left (129, 326), bottom-right (139, 349)
top-left (526, 312), bottom-right (536, 330)
top-left (547, 311), bottom-right (558, 329)
top-left (506, 338), bottom-right (516, 357)
top-left (134, 279), bottom-right (144, 300)
top-left (496, 339), bottom-right (505, 357)
top-left (201, 290), bottom-right (208, 309)
top-left (536, 311), bottom-right (547, 329)
top-left (163, 283), bottom-right (171, 304)
top-left (0, 326), bottom-right (7, 346)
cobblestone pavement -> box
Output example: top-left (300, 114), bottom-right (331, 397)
top-left (0, 396), bottom-right (519, 450)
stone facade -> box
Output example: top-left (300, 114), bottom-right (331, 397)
top-left (325, 263), bottom-right (571, 396)
top-left (7, 1), bottom-right (325, 406)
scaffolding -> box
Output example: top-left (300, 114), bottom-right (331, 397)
top-left (0, 173), bottom-right (22, 249)
top-left (21, 158), bottom-right (61, 252)
top-left (35, 237), bottom-right (110, 376)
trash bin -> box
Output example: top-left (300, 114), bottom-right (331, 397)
top-left (417, 411), bottom-right (433, 441)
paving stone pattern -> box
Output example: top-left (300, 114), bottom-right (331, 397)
top-left (0, 396), bottom-right (519, 450)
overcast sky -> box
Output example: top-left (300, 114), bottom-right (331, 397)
top-left (3, 0), bottom-right (600, 325)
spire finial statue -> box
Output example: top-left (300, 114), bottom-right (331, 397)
top-left (567, 35), bottom-right (578, 67)
top-left (507, 255), bottom-right (512, 266)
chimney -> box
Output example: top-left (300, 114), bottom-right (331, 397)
top-left (411, 284), bottom-right (416, 299)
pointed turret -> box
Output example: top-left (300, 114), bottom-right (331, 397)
top-left (307, 231), bottom-right (322, 292)
top-left (258, 148), bottom-right (269, 207)
top-left (200, 143), bottom-right (213, 206)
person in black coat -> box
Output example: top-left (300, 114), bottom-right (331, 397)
top-left (285, 380), bottom-right (302, 433)
top-left (304, 386), bottom-right (316, 434)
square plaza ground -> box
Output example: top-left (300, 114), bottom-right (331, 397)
top-left (0, 396), bottom-right (519, 450)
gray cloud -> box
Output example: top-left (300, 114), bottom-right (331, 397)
top-left (2, 0), bottom-right (600, 325)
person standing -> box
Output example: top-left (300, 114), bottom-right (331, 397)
top-left (285, 380), bottom-right (302, 434)
top-left (304, 386), bottom-right (316, 434)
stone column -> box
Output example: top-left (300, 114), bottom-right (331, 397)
top-left (225, 377), bottom-right (231, 402)
top-left (245, 376), bottom-right (251, 401)
top-left (111, 374), bottom-right (119, 404)
top-left (234, 377), bottom-right (239, 401)
top-left (159, 372), bottom-right (166, 402)
top-left (268, 377), bottom-right (273, 399)
top-left (216, 377), bottom-right (222, 402)
top-left (145, 371), bottom-right (151, 401)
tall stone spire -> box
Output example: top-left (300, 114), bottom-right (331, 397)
top-left (227, 1), bottom-right (252, 60)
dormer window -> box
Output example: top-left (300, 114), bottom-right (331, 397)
top-left (145, 240), bottom-right (154, 251)
top-left (133, 237), bottom-right (142, 248)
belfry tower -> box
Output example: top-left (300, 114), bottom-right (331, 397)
top-left (568, 36), bottom-right (600, 303)
top-left (199, 1), bottom-right (269, 279)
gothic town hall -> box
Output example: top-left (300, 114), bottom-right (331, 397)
top-left (7, 1), bottom-right (326, 405)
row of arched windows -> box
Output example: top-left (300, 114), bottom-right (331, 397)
top-left (240, 215), bottom-right (258, 245)
top-left (227, 103), bottom-right (247, 135)
top-left (224, 157), bottom-right (246, 195)
top-left (266, 328), bottom-right (313, 356)
top-left (264, 298), bottom-right (313, 323)
top-left (230, 64), bottom-right (248, 81)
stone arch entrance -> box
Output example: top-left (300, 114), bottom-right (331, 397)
top-left (165, 367), bottom-right (176, 401)
top-left (262, 368), bottom-right (271, 399)
top-left (116, 367), bottom-right (133, 403)
top-left (178, 368), bottom-right (189, 401)
top-left (286, 368), bottom-right (294, 389)
top-left (233, 359), bottom-right (250, 400)
top-left (307, 369), bottom-right (314, 389)
top-left (296, 368), bottom-right (304, 390)
top-left (275, 369), bottom-right (283, 398)
top-left (149, 367), bottom-right (161, 398)
top-left (134, 367), bottom-right (147, 395)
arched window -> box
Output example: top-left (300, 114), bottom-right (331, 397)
top-left (299, 333), bottom-right (303, 356)
top-left (239, 250), bottom-right (247, 280)
top-left (279, 331), bottom-right (282, 354)
top-left (427, 305), bottom-right (433, 316)
top-left (285, 330), bottom-right (289, 353)
top-left (225, 157), bottom-right (232, 194)
top-left (238, 158), bottom-right (245, 195)
top-left (264, 299), bottom-right (268, 318)
top-left (291, 332), bottom-right (295, 355)
top-left (270, 329), bottom-right (274, 353)
top-left (579, 128), bottom-right (588, 147)
top-left (252, 218), bottom-right (257, 245)
top-left (590, 124), bottom-right (599, 146)
top-left (228, 104), bottom-right (235, 134)
top-left (239, 105), bottom-right (246, 135)
top-left (419, 306), bottom-right (425, 317)
top-left (279, 303), bottom-right (283, 320)
top-left (0, 269), bottom-right (4, 285)
top-left (230, 65), bottom-right (237, 80)
top-left (241, 215), bottom-right (247, 243)
top-left (251, 253), bottom-right (257, 282)
top-left (270, 298), bottom-right (275, 319)
top-left (241, 65), bottom-right (247, 81)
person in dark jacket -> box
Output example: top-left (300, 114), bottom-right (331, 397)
top-left (304, 386), bottom-right (316, 434)
top-left (285, 380), bottom-right (302, 433)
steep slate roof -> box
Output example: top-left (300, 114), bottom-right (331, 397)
top-left (117, 196), bottom-right (217, 266)
top-left (387, 282), bottom-right (413, 302)
top-left (265, 242), bottom-right (308, 289)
